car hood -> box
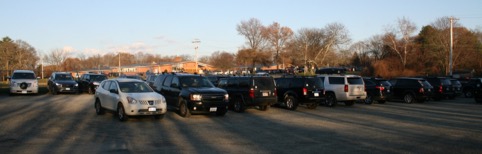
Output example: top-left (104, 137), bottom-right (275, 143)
top-left (125, 92), bottom-right (164, 100)
top-left (186, 87), bottom-right (227, 94)
top-left (55, 80), bottom-right (78, 85)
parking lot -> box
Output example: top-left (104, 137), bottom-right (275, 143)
top-left (1, 93), bottom-right (482, 154)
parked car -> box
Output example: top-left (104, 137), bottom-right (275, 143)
top-left (78, 74), bottom-right (108, 94)
top-left (462, 78), bottom-right (480, 98)
top-left (362, 78), bottom-right (391, 104)
top-left (8, 70), bottom-right (39, 95)
top-left (389, 77), bottom-right (433, 103)
top-left (206, 75), bottom-right (228, 86)
top-left (472, 78), bottom-right (482, 103)
top-left (424, 77), bottom-right (455, 100)
top-left (158, 73), bottom-right (228, 117)
top-left (317, 74), bottom-right (367, 107)
top-left (47, 72), bottom-right (79, 95)
top-left (274, 76), bottom-right (325, 110)
top-left (94, 78), bottom-right (167, 121)
top-left (145, 74), bottom-right (158, 88)
top-left (450, 78), bottom-right (463, 98)
top-left (218, 76), bottom-right (277, 112)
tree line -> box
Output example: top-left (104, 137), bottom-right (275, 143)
top-left (1, 16), bottom-right (481, 79)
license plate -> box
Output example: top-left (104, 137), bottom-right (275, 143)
top-left (22, 90), bottom-right (27, 94)
top-left (66, 88), bottom-right (71, 91)
top-left (262, 92), bottom-right (268, 96)
top-left (314, 92), bottom-right (319, 97)
top-left (209, 107), bottom-right (217, 112)
top-left (148, 107), bottom-right (156, 112)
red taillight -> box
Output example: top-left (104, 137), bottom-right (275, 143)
top-left (438, 85), bottom-right (443, 93)
top-left (274, 88), bottom-right (277, 96)
top-left (344, 85), bottom-right (348, 92)
top-left (249, 88), bottom-right (255, 98)
top-left (376, 85), bottom-right (385, 91)
top-left (303, 87), bottom-right (308, 95)
top-left (419, 87), bottom-right (424, 93)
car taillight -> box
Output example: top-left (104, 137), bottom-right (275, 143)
top-left (249, 88), bottom-right (255, 98)
top-left (419, 87), bottom-right (424, 93)
top-left (274, 88), bottom-right (277, 96)
top-left (376, 85), bottom-right (385, 91)
top-left (344, 85), bottom-right (348, 92)
top-left (303, 87), bottom-right (308, 96)
top-left (438, 85), bottom-right (443, 93)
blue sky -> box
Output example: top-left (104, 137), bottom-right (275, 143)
top-left (1, 0), bottom-right (481, 58)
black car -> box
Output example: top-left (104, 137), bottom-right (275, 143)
top-left (389, 77), bottom-right (433, 103)
top-left (274, 76), bottom-right (325, 110)
top-left (158, 73), bottom-right (228, 117)
top-left (78, 74), bottom-right (108, 94)
top-left (462, 78), bottom-right (480, 98)
top-left (206, 75), bottom-right (228, 86)
top-left (424, 77), bottom-right (455, 100)
top-left (450, 79), bottom-right (463, 98)
top-left (218, 76), bottom-right (277, 112)
top-left (363, 78), bottom-right (391, 104)
top-left (472, 78), bottom-right (482, 103)
top-left (48, 72), bottom-right (79, 95)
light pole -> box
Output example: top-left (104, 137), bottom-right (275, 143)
top-left (118, 52), bottom-right (121, 76)
top-left (192, 39), bottom-right (200, 74)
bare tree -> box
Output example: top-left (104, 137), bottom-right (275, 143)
top-left (262, 22), bottom-right (294, 69)
top-left (236, 18), bottom-right (270, 71)
top-left (384, 17), bottom-right (417, 69)
top-left (209, 51), bottom-right (236, 72)
top-left (314, 23), bottom-right (351, 66)
top-left (44, 48), bottom-right (69, 71)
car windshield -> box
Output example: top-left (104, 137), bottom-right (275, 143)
top-left (92, 75), bottom-right (107, 81)
top-left (12, 73), bottom-right (36, 79)
top-left (55, 74), bottom-right (74, 80)
top-left (119, 82), bottom-right (153, 93)
top-left (180, 76), bottom-right (214, 88)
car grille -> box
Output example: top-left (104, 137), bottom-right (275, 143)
top-left (16, 83), bottom-right (32, 87)
top-left (138, 100), bottom-right (160, 105)
top-left (202, 94), bottom-right (225, 102)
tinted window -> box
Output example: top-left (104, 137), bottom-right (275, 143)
top-left (441, 79), bottom-right (451, 86)
top-left (218, 79), bottom-right (228, 88)
top-left (364, 79), bottom-right (376, 86)
top-left (55, 74), bottom-right (74, 80)
top-left (171, 77), bottom-right (180, 87)
top-left (379, 80), bottom-right (392, 87)
top-left (227, 78), bottom-right (238, 88)
top-left (91, 75), bottom-right (107, 81)
top-left (163, 76), bottom-right (173, 87)
top-left (119, 82), bottom-right (153, 93)
top-left (180, 76), bottom-right (214, 88)
top-left (239, 78), bottom-right (250, 88)
top-left (421, 80), bottom-right (432, 88)
top-left (306, 78), bottom-right (323, 89)
top-left (329, 77), bottom-right (345, 84)
top-left (254, 77), bottom-right (275, 89)
top-left (12, 72), bottom-right (36, 79)
top-left (347, 77), bottom-right (363, 85)
top-left (275, 78), bottom-right (289, 89)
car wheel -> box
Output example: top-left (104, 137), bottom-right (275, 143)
top-left (51, 86), bottom-right (57, 95)
top-left (94, 98), bottom-right (105, 115)
top-left (345, 101), bottom-right (355, 106)
top-left (465, 90), bottom-right (473, 98)
top-left (404, 93), bottom-right (414, 104)
top-left (154, 114), bottom-right (165, 119)
top-left (378, 100), bottom-right (386, 104)
top-left (285, 96), bottom-right (298, 110)
top-left (88, 87), bottom-right (94, 94)
top-left (233, 98), bottom-right (245, 113)
top-left (259, 105), bottom-right (270, 111)
top-left (325, 93), bottom-right (337, 107)
top-left (216, 107), bottom-right (227, 116)
top-left (117, 103), bottom-right (128, 121)
top-left (178, 99), bottom-right (191, 117)
top-left (364, 95), bottom-right (373, 104)
top-left (306, 103), bottom-right (318, 109)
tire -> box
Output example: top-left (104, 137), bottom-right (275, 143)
top-left (94, 98), bottom-right (105, 115)
top-left (465, 90), bottom-right (473, 98)
top-left (259, 105), bottom-right (270, 111)
top-left (404, 93), bottom-right (414, 104)
top-left (216, 107), bottom-right (227, 116)
top-left (117, 103), bottom-right (128, 121)
top-left (285, 96), bottom-right (298, 110)
top-left (233, 98), bottom-right (245, 113)
top-left (178, 99), bottom-right (191, 117)
top-left (378, 100), bottom-right (386, 104)
top-left (51, 86), bottom-right (58, 95)
top-left (154, 114), bottom-right (165, 119)
top-left (325, 93), bottom-right (337, 107)
top-left (306, 103), bottom-right (318, 109)
top-left (88, 87), bottom-right (94, 94)
top-left (345, 101), bottom-right (355, 106)
top-left (364, 95), bottom-right (373, 104)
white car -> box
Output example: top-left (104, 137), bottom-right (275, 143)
top-left (9, 70), bottom-right (39, 95)
top-left (94, 78), bottom-right (167, 121)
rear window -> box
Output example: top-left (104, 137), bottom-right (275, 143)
top-left (441, 79), bottom-right (452, 86)
top-left (254, 77), bottom-right (275, 89)
top-left (379, 80), bottom-right (392, 87)
top-left (306, 78), bottom-right (324, 89)
top-left (347, 77), bottom-right (364, 85)
top-left (329, 77), bottom-right (345, 84)
top-left (420, 80), bottom-right (433, 88)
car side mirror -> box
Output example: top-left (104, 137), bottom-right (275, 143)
top-left (109, 89), bottom-right (118, 94)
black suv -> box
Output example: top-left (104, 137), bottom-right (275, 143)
top-left (48, 72), bottom-right (79, 95)
top-left (389, 77), bottom-right (433, 103)
top-left (363, 78), bottom-right (391, 104)
top-left (424, 77), bottom-right (455, 100)
top-left (462, 78), bottom-right (480, 98)
top-left (217, 76), bottom-right (277, 112)
top-left (158, 73), bottom-right (228, 117)
top-left (472, 78), bottom-right (482, 103)
top-left (274, 76), bottom-right (325, 110)
top-left (78, 74), bottom-right (108, 94)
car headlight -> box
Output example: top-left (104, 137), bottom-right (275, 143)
top-left (93, 82), bottom-right (99, 86)
top-left (55, 83), bottom-right (61, 87)
top-left (160, 96), bottom-right (166, 104)
top-left (75, 83), bottom-right (79, 87)
top-left (127, 97), bottom-right (138, 104)
top-left (224, 94), bottom-right (229, 102)
top-left (190, 94), bottom-right (202, 101)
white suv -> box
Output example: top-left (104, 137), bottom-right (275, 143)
top-left (317, 74), bottom-right (366, 106)
top-left (9, 70), bottom-right (39, 95)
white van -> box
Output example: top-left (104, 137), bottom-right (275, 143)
top-left (9, 70), bottom-right (39, 95)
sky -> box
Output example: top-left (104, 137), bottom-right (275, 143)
top-left (1, 0), bottom-right (481, 59)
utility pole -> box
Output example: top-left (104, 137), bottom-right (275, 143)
top-left (449, 16), bottom-right (458, 76)
top-left (192, 39), bottom-right (200, 74)
top-left (118, 52), bottom-right (121, 76)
